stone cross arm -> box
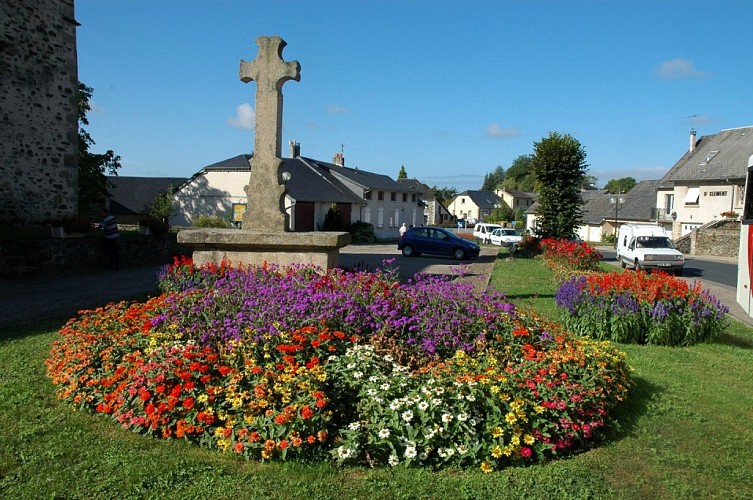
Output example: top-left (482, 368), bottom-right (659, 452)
top-left (239, 36), bottom-right (300, 93)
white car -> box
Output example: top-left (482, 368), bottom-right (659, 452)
top-left (489, 228), bottom-right (523, 247)
top-left (472, 223), bottom-right (502, 243)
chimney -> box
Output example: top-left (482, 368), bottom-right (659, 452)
top-left (689, 129), bottom-right (697, 152)
top-left (333, 152), bottom-right (345, 167)
top-left (289, 140), bottom-right (300, 158)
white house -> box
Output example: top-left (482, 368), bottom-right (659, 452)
top-left (447, 190), bottom-right (501, 223)
top-left (656, 127), bottom-right (753, 238)
top-left (171, 143), bottom-right (419, 239)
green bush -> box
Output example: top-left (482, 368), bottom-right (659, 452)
top-left (193, 215), bottom-right (230, 228)
top-left (350, 221), bottom-right (376, 243)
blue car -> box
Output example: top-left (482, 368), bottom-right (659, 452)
top-left (397, 226), bottom-right (481, 260)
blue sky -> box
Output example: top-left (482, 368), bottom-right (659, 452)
top-left (76, 0), bottom-right (753, 191)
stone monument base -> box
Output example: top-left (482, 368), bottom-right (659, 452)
top-left (177, 229), bottom-right (351, 270)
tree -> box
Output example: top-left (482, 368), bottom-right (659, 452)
top-left (530, 132), bottom-right (588, 239)
top-left (78, 82), bottom-right (121, 213)
top-left (604, 176), bottom-right (637, 194)
top-left (430, 185), bottom-right (459, 206)
top-left (397, 165), bottom-right (408, 179)
top-left (500, 155), bottom-right (535, 192)
top-left (489, 202), bottom-right (514, 223)
top-left (481, 165), bottom-right (506, 191)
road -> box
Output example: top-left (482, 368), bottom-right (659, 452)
top-left (600, 248), bottom-right (738, 288)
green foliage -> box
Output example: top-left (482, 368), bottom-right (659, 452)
top-left (430, 186), bottom-right (459, 206)
top-left (321, 205), bottom-right (345, 231)
top-left (78, 82), bottom-right (121, 211)
top-left (349, 221), bottom-right (376, 243)
top-left (147, 185), bottom-right (176, 223)
top-left (398, 165), bottom-right (408, 179)
top-left (139, 214), bottom-right (169, 235)
top-left (501, 155), bottom-right (536, 192)
top-left (604, 177), bottom-right (637, 194)
top-left (488, 202), bottom-right (514, 223)
top-left (481, 165), bottom-right (506, 191)
top-left (601, 232), bottom-right (616, 244)
top-left (530, 132), bottom-right (588, 239)
top-left (193, 215), bottom-right (229, 228)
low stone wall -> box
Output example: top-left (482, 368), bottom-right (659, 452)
top-left (692, 226), bottom-right (740, 258)
top-left (0, 233), bottom-right (189, 277)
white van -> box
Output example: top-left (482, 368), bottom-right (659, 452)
top-left (616, 224), bottom-right (685, 275)
top-left (473, 223), bottom-right (502, 244)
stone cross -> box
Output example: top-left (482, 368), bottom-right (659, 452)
top-left (239, 36), bottom-right (300, 231)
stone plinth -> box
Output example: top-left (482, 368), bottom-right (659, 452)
top-left (177, 229), bottom-right (351, 270)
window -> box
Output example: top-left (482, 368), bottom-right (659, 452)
top-left (377, 208), bottom-right (384, 227)
top-left (391, 192), bottom-right (396, 202)
top-left (411, 194), bottom-right (416, 202)
top-left (378, 191), bottom-right (384, 201)
top-left (684, 188), bottom-right (700, 205)
top-left (664, 194), bottom-right (674, 214)
top-left (364, 191), bottom-right (372, 200)
top-left (461, 198), bottom-right (466, 204)
top-left (402, 193), bottom-right (407, 202)
top-left (364, 207), bottom-right (371, 223)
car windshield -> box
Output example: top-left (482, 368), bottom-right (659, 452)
top-left (636, 236), bottom-right (674, 249)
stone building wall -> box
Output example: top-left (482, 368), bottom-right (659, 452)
top-left (692, 225), bottom-right (740, 258)
top-left (0, 0), bottom-right (79, 224)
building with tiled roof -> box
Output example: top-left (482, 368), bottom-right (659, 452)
top-left (447, 190), bottom-right (501, 223)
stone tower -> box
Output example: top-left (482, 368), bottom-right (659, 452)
top-left (0, 0), bottom-right (80, 224)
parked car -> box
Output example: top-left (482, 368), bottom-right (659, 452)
top-left (472, 223), bottom-right (502, 244)
top-left (616, 223), bottom-right (685, 275)
top-left (489, 228), bottom-right (523, 247)
top-left (398, 226), bottom-right (480, 260)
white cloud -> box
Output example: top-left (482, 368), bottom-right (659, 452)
top-left (227, 103), bottom-right (255, 129)
top-left (656, 59), bottom-right (710, 80)
top-left (326, 104), bottom-right (350, 114)
top-left (484, 123), bottom-right (520, 139)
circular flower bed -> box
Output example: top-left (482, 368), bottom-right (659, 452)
top-left (47, 259), bottom-right (632, 472)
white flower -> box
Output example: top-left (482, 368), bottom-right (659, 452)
top-left (366, 388), bottom-right (377, 396)
top-left (438, 447), bottom-right (454, 458)
top-left (378, 428), bottom-right (390, 439)
top-left (383, 354), bottom-right (394, 362)
top-left (388, 454), bottom-right (399, 466)
top-left (338, 446), bottom-right (354, 459)
top-left (404, 446), bottom-right (417, 459)
top-left (389, 400), bottom-right (401, 411)
top-left (418, 401), bottom-right (429, 411)
top-left (374, 396), bottom-right (384, 403)
top-left (380, 383), bottom-right (390, 391)
top-left (424, 428), bottom-right (436, 439)
top-left (402, 410), bottom-right (414, 423)
top-left (465, 394), bottom-right (476, 402)
top-left (353, 371), bottom-right (363, 379)
top-left (442, 413), bottom-right (453, 423)
top-left (431, 398), bottom-right (442, 406)
top-left (346, 363), bottom-right (356, 369)
top-left (369, 375), bottom-right (380, 383)
top-left (434, 386), bottom-right (445, 395)
top-left (456, 444), bottom-right (469, 455)
top-left (457, 413), bottom-right (469, 422)
top-left (348, 422), bottom-right (361, 431)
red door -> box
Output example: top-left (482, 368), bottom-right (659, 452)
top-left (294, 202), bottom-right (315, 232)
top-left (336, 203), bottom-right (352, 230)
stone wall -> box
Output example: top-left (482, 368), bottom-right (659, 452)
top-left (0, 0), bottom-right (79, 224)
top-left (674, 220), bottom-right (739, 257)
top-left (0, 234), bottom-right (190, 277)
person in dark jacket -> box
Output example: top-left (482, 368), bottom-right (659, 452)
top-left (99, 208), bottom-right (120, 269)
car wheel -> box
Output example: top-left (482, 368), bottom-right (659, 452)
top-left (452, 247), bottom-right (466, 260)
top-left (402, 245), bottom-right (414, 257)
top-left (619, 256), bottom-right (626, 269)
top-left (635, 260), bottom-right (642, 271)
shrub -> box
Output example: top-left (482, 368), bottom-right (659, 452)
top-left (349, 221), bottom-right (376, 243)
top-left (555, 271), bottom-right (729, 346)
top-left (139, 214), bottom-right (170, 235)
top-left (540, 238), bottom-right (603, 283)
top-left (47, 261), bottom-right (633, 472)
top-left (56, 215), bottom-right (95, 233)
top-left (511, 235), bottom-right (542, 259)
top-left (194, 215), bottom-right (230, 228)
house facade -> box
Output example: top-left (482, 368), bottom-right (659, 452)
top-left (494, 189), bottom-right (536, 216)
top-left (397, 178), bottom-right (452, 226)
top-left (656, 127), bottom-right (753, 238)
top-left (447, 190), bottom-right (501, 223)
top-left (171, 144), bottom-right (419, 239)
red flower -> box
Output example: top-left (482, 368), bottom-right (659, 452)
top-left (520, 447), bottom-right (532, 458)
top-left (300, 405), bottom-right (314, 420)
top-left (234, 442), bottom-right (245, 453)
top-left (182, 397), bottom-right (195, 410)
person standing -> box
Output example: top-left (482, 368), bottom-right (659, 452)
top-left (399, 222), bottom-right (407, 237)
top-left (99, 208), bottom-right (120, 269)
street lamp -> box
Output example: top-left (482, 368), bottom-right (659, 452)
top-left (609, 191), bottom-right (625, 248)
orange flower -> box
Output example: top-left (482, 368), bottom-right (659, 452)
top-left (300, 405), bottom-right (314, 419)
top-left (234, 442), bottom-right (245, 453)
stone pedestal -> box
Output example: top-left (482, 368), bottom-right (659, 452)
top-left (177, 229), bottom-right (351, 270)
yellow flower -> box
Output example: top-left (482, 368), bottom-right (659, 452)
top-left (490, 386), bottom-right (500, 394)
top-left (491, 427), bottom-right (504, 438)
top-left (524, 434), bottom-right (535, 445)
top-left (244, 414), bottom-right (255, 425)
top-left (480, 461), bottom-right (493, 473)
top-left (511, 435), bottom-right (520, 446)
top-left (505, 412), bottom-right (517, 424)
top-left (491, 446), bottom-right (503, 458)
top-left (197, 394), bottom-right (209, 403)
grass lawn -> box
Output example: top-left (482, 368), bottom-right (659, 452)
top-left (2, 256), bottom-right (753, 498)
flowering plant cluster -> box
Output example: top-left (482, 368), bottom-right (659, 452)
top-left (540, 238), bottom-right (603, 283)
top-left (48, 259), bottom-right (633, 472)
top-left (555, 271), bottom-right (729, 346)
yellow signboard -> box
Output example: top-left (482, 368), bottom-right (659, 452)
top-left (232, 203), bottom-right (247, 223)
